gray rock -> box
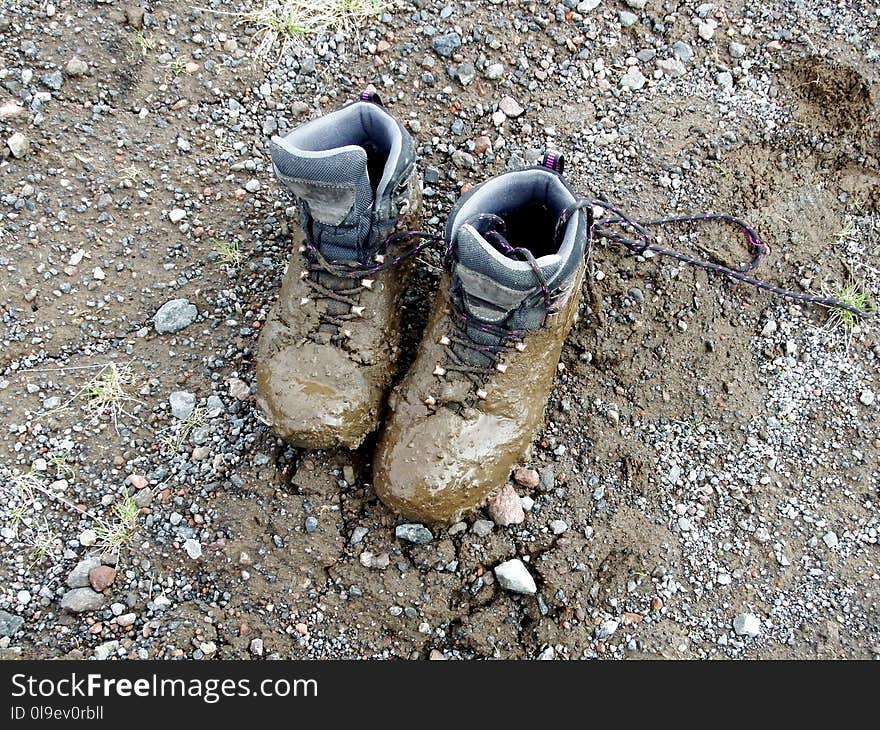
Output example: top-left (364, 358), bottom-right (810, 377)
top-left (431, 32), bottom-right (461, 58)
top-left (6, 132), bottom-right (29, 159)
top-left (596, 619), bottom-right (619, 639)
top-left (717, 71), bottom-right (733, 88)
top-left (729, 41), bottom-right (747, 58)
top-left (577, 0), bottom-right (601, 11)
top-left (66, 557), bottom-right (101, 588)
top-left (451, 149), bottom-right (475, 169)
top-left (485, 62), bottom-right (504, 80)
top-left (395, 523), bottom-right (433, 544)
top-left (859, 389), bottom-right (875, 406)
top-left (65, 58), bottom-right (89, 76)
top-left (625, 0), bottom-right (646, 8)
top-left (183, 539), bottom-right (202, 559)
top-left (350, 526), bottom-right (368, 545)
top-left (499, 95), bottom-right (524, 118)
top-left (733, 612), bottom-right (761, 637)
top-left (471, 519), bottom-right (494, 537)
top-left (245, 178), bottom-right (260, 193)
top-left (94, 640), bottom-right (118, 661)
top-left (494, 558), bottom-right (537, 595)
top-left (60, 587), bottom-right (106, 613)
top-left (456, 61), bottom-right (476, 85)
top-left (823, 531), bottom-right (839, 548)
top-left (619, 11), bottom-right (638, 26)
top-left (672, 41), bottom-right (694, 62)
top-left (169, 391), bottom-right (195, 420)
top-left (657, 57), bottom-right (686, 77)
top-left (698, 19), bottom-right (717, 40)
top-left (0, 610), bottom-right (24, 637)
top-left (154, 298), bottom-right (197, 334)
top-left (620, 67), bottom-right (646, 90)
top-left (41, 70), bottom-right (64, 90)
top-left (304, 516), bottom-right (318, 533)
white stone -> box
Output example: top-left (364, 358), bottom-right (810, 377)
top-left (733, 612), bottom-right (761, 637)
top-left (494, 558), bottom-right (537, 595)
top-left (168, 208), bottom-right (187, 223)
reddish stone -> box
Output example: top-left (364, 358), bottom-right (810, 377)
top-left (89, 566), bottom-right (116, 592)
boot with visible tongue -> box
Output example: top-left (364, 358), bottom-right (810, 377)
top-left (374, 162), bottom-right (589, 523)
top-left (255, 96), bottom-right (419, 449)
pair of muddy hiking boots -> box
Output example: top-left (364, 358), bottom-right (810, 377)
top-left (255, 93), bottom-right (590, 524)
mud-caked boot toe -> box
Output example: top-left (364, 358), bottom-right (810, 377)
top-left (374, 158), bottom-right (588, 523)
top-left (255, 94), bottom-right (419, 449)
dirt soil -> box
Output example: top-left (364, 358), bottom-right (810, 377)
top-left (0, 0), bottom-right (878, 660)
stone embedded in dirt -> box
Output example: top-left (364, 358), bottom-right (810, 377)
top-left (116, 613), bottom-right (137, 628)
top-left (596, 619), bottom-right (619, 639)
top-left (488, 485), bottom-right (525, 526)
top-left (349, 526), bottom-right (368, 545)
top-left (60, 587), bottom-right (105, 613)
top-left (672, 40), bottom-right (694, 62)
top-left (94, 640), bottom-right (118, 661)
top-left (78, 529), bottom-right (97, 547)
top-left (451, 149), bottom-right (474, 169)
top-left (473, 135), bottom-right (491, 154)
top-left (577, 0), bottom-right (601, 12)
top-left (620, 67), bottom-right (646, 90)
top-left (485, 62), bottom-right (504, 80)
top-left (395, 523), bottom-right (433, 544)
top-left (625, 0), bottom-right (647, 9)
top-left (733, 612), bottom-right (761, 637)
top-left (250, 638), bottom-right (264, 656)
top-left (859, 389), bottom-right (875, 406)
top-left (154, 298), bottom-right (197, 333)
top-left (169, 391), bottom-right (196, 420)
top-left (6, 132), bottom-right (29, 158)
top-left (227, 378), bottom-right (251, 401)
top-left (67, 557), bottom-right (102, 588)
top-left (431, 31), bottom-right (461, 58)
top-left (456, 61), bottom-right (476, 85)
top-left (183, 539), bottom-right (202, 560)
top-left (88, 565), bottom-right (116, 591)
top-left (513, 467), bottom-right (540, 488)
top-left (498, 95), bottom-right (524, 118)
top-left (494, 558), bottom-right (537, 595)
top-left (0, 610), bottom-right (24, 637)
top-left (134, 488), bottom-right (152, 508)
top-left (245, 178), bottom-right (260, 193)
top-left (471, 519), bottom-right (494, 537)
top-left (549, 519), bottom-right (568, 535)
top-left (65, 58), bottom-right (89, 76)
top-left (657, 57), bottom-right (686, 77)
top-left (41, 70), bottom-right (64, 90)
top-left (128, 474), bottom-right (148, 489)
top-left (168, 208), bottom-right (187, 223)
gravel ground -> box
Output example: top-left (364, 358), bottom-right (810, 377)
top-left (1, 0), bottom-right (878, 660)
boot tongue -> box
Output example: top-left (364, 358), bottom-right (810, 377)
top-left (269, 138), bottom-right (375, 262)
top-left (450, 224), bottom-right (562, 367)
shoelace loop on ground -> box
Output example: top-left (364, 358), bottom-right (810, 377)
top-left (556, 197), bottom-right (870, 316)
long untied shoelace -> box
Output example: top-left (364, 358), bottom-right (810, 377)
top-left (555, 197), bottom-right (870, 316)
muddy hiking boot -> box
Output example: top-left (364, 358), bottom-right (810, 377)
top-left (374, 155), bottom-right (589, 523)
top-left (256, 93), bottom-right (422, 449)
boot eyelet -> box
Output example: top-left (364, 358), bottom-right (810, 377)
top-left (476, 388), bottom-right (487, 399)
top-left (374, 254), bottom-right (385, 264)
top-left (300, 296), bottom-right (310, 306)
top-left (495, 363), bottom-right (508, 373)
top-left (515, 342), bottom-right (526, 352)
top-left (361, 278), bottom-right (374, 289)
top-left (439, 335), bottom-right (451, 346)
top-left (424, 395), bottom-right (436, 406)
top-left (432, 365), bottom-right (446, 376)
top-left (351, 305), bottom-right (366, 317)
